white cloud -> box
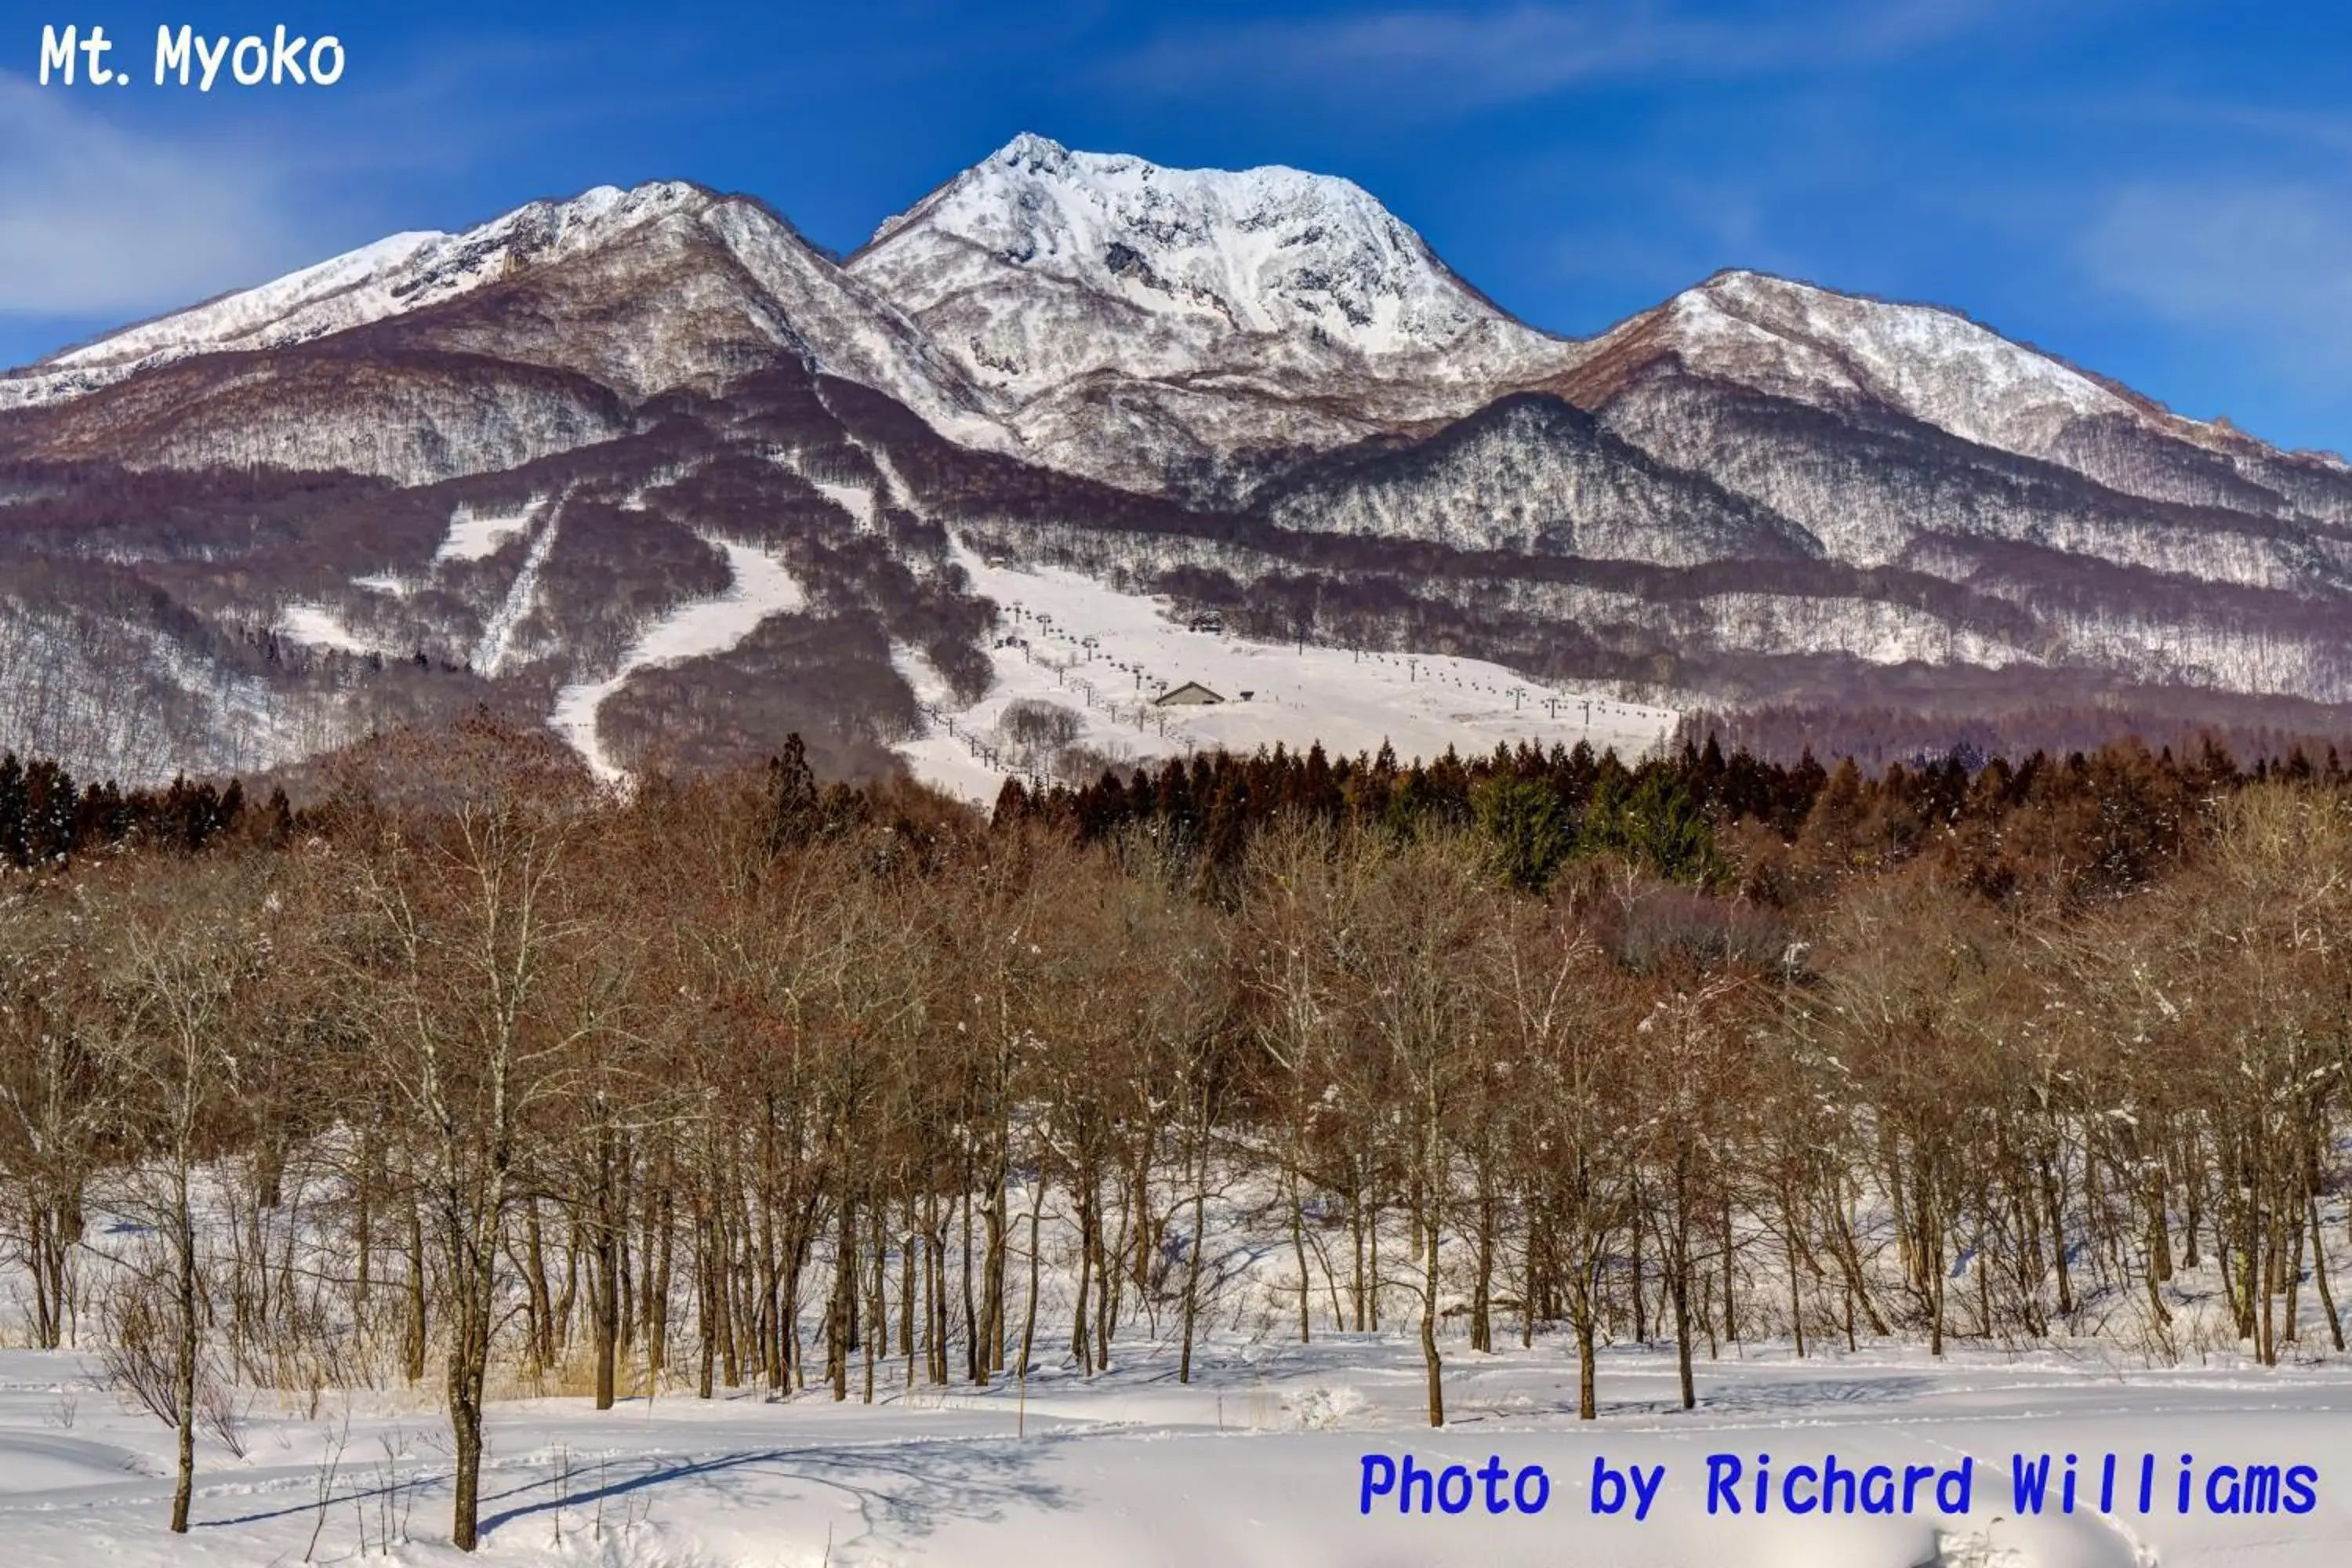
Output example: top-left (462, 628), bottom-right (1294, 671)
top-left (0, 72), bottom-right (308, 320)
top-left (2078, 182), bottom-right (2352, 377)
top-left (1107, 0), bottom-right (1989, 115)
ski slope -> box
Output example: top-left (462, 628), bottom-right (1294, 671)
top-left (471, 498), bottom-right (570, 677)
top-left (550, 540), bottom-right (807, 782)
top-left (898, 551), bottom-right (1678, 802)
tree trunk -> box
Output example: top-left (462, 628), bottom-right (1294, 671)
top-left (1348, 1181), bottom-right (1367, 1332)
top-left (1630, 1181), bottom-right (1647, 1343)
top-left (1018, 1168), bottom-right (1047, 1378)
top-left (649, 1186), bottom-right (673, 1381)
top-left (2311, 1196), bottom-right (2345, 1352)
top-left (696, 1200), bottom-right (717, 1400)
top-left (1720, 1187), bottom-right (1738, 1348)
top-left (899, 1197), bottom-right (917, 1366)
top-left (1418, 1178), bottom-right (1443, 1428)
top-left (964, 1174), bottom-right (985, 1385)
top-left (1671, 1163), bottom-right (1696, 1411)
top-left (1575, 1315), bottom-right (1597, 1421)
top-left (1471, 1178), bottom-right (1495, 1354)
top-left (450, 1361), bottom-right (484, 1552)
top-left (593, 1135), bottom-right (619, 1411)
top-left (403, 1199), bottom-right (428, 1385)
top-left (2283, 1190), bottom-right (2305, 1345)
top-left (985, 1125), bottom-right (1010, 1376)
top-left (1290, 1167), bottom-right (1313, 1345)
top-left (1180, 1136), bottom-right (1210, 1385)
top-left (830, 1190), bottom-right (856, 1401)
top-left (556, 1224), bottom-right (581, 1358)
top-left (2042, 1153), bottom-right (2075, 1322)
top-left (1922, 1170), bottom-right (1946, 1359)
top-left (1785, 1200), bottom-right (1807, 1359)
top-left (447, 1192), bottom-right (503, 1552)
top-left (865, 1200), bottom-right (884, 1405)
top-left (169, 1171), bottom-right (198, 1534)
top-left (524, 1198), bottom-right (554, 1373)
top-left (1069, 1171), bottom-right (1094, 1374)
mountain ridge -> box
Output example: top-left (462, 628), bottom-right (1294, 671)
top-left (8, 134), bottom-right (2352, 790)
top-left (11, 141), bottom-right (2343, 486)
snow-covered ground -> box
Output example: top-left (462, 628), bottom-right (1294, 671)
top-left (9, 1138), bottom-right (2350, 1566)
top-left (898, 550), bottom-right (1678, 803)
top-left (275, 604), bottom-right (375, 657)
top-left (808, 476), bottom-right (880, 532)
top-left (436, 500), bottom-right (547, 566)
top-left (2, 1338), bottom-right (2346, 1566)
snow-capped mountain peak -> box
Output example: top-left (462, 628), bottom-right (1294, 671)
top-left (843, 135), bottom-right (1577, 499)
top-left (3, 183), bottom-right (722, 409)
top-left (1622, 267), bottom-right (2172, 461)
top-left (850, 134), bottom-right (1572, 394)
top-left (1, 176), bottom-right (1009, 479)
top-left (13, 136), bottom-right (2352, 793)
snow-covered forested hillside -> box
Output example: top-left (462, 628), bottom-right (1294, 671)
top-left (9, 134), bottom-right (2352, 786)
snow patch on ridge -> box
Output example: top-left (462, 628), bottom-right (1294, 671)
top-left (0, 184), bottom-right (710, 408)
top-left (1655, 270), bottom-right (2150, 460)
top-left (274, 604), bottom-right (374, 656)
top-left (810, 477), bottom-right (878, 532)
top-left (434, 498), bottom-right (546, 564)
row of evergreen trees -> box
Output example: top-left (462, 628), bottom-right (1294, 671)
top-left (992, 730), bottom-right (2277, 902)
top-left (1, 724), bottom-right (2314, 901)
top-left (0, 753), bottom-right (254, 871)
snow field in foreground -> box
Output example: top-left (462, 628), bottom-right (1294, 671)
top-left (900, 552), bottom-right (1678, 804)
top-left (10, 1145), bottom-right (2351, 1567)
top-left (1, 1341), bottom-right (2347, 1566)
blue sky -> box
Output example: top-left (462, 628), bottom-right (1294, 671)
top-left (7, 2), bottom-right (2352, 452)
